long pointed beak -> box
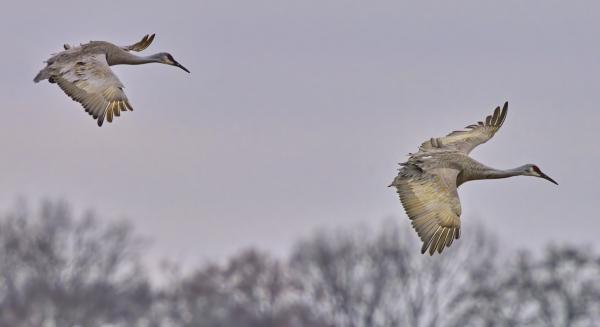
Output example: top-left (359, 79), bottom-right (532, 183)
top-left (173, 60), bottom-right (190, 73)
top-left (540, 172), bottom-right (558, 185)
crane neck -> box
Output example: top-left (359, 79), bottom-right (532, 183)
top-left (107, 51), bottom-right (162, 66)
top-left (459, 164), bottom-right (527, 186)
top-left (482, 166), bottom-right (526, 179)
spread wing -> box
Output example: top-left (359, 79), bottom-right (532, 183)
top-left (391, 167), bottom-right (461, 255)
top-left (121, 34), bottom-right (155, 52)
top-left (53, 53), bottom-right (133, 126)
top-left (419, 102), bottom-right (508, 154)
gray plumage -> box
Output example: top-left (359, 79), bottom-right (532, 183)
top-left (34, 34), bottom-right (190, 126)
top-left (390, 102), bottom-right (558, 255)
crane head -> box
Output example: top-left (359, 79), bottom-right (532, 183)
top-left (158, 52), bottom-right (190, 73)
top-left (525, 164), bottom-right (558, 185)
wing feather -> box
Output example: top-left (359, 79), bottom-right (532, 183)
top-left (392, 167), bottom-right (462, 255)
top-left (121, 34), bottom-right (156, 52)
top-left (53, 53), bottom-right (133, 126)
top-left (419, 102), bottom-right (508, 154)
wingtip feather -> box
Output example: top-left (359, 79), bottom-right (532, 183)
top-left (499, 102), bottom-right (508, 126)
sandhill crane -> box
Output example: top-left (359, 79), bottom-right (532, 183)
top-left (34, 34), bottom-right (190, 126)
top-left (390, 102), bottom-right (557, 255)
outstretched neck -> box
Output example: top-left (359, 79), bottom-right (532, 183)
top-left (459, 164), bottom-right (526, 185)
top-left (482, 166), bottom-right (525, 179)
top-left (107, 52), bottom-right (162, 66)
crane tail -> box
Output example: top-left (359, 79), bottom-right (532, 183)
top-left (33, 69), bottom-right (50, 83)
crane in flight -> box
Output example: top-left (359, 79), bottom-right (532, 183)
top-left (34, 34), bottom-right (190, 126)
top-left (390, 102), bottom-right (557, 255)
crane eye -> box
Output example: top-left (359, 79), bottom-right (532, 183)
top-left (532, 165), bottom-right (541, 174)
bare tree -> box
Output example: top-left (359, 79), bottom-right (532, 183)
top-left (158, 249), bottom-right (330, 327)
top-left (289, 219), bottom-right (498, 327)
top-left (450, 245), bottom-right (600, 327)
top-left (2, 201), bottom-right (597, 327)
top-left (0, 200), bottom-right (152, 327)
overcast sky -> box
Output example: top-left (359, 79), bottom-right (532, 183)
top-left (1, 1), bottom-right (598, 267)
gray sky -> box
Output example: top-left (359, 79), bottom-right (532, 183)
top-left (1, 1), bottom-right (598, 266)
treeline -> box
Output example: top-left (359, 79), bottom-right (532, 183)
top-left (0, 201), bottom-right (598, 327)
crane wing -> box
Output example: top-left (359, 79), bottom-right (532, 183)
top-left (121, 34), bottom-right (155, 52)
top-left (53, 53), bottom-right (133, 126)
top-left (391, 167), bottom-right (461, 255)
top-left (419, 102), bottom-right (508, 154)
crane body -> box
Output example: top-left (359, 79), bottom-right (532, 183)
top-left (390, 102), bottom-right (557, 255)
top-left (34, 34), bottom-right (190, 126)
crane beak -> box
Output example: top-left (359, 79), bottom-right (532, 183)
top-left (173, 60), bottom-right (190, 73)
top-left (539, 172), bottom-right (558, 185)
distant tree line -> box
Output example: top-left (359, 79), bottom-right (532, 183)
top-left (0, 201), bottom-right (598, 327)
